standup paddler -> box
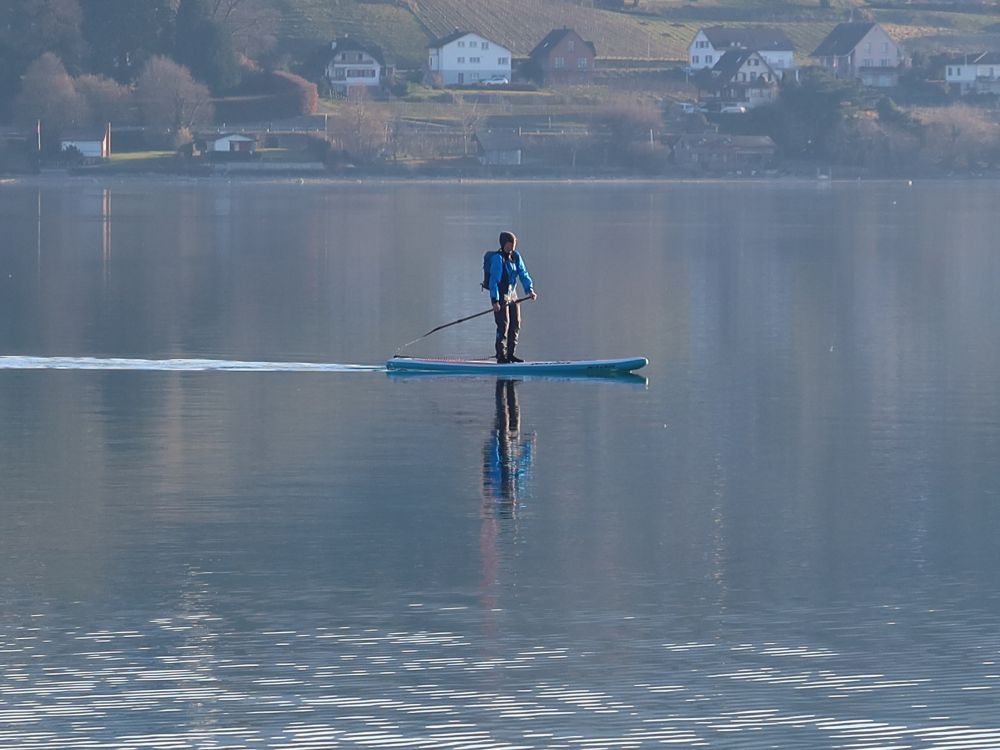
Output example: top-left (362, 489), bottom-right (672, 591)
top-left (489, 231), bottom-right (537, 364)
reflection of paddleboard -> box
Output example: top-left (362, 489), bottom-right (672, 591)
top-left (386, 356), bottom-right (648, 376)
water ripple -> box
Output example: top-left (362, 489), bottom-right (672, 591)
top-left (2, 611), bottom-right (1000, 749)
top-left (0, 356), bottom-right (383, 372)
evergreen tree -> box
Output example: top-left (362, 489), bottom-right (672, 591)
top-left (0, 0), bottom-right (86, 120)
top-left (174, 0), bottom-right (241, 93)
top-left (80, 0), bottom-right (175, 82)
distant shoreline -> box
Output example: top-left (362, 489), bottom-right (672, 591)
top-left (2, 171), bottom-right (997, 187)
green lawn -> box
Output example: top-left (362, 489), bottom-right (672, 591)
top-left (108, 151), bottom-right (175, 167)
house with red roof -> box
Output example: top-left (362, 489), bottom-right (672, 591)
top-left (529, 28), bottom-right (596, 86)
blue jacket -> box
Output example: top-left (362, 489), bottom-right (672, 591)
top-left (489, 251), bottom-right (534, 303)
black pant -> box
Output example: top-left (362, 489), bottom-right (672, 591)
top-left (494, 298), bottom-right (521, 356)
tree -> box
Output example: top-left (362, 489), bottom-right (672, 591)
top-left (134, 56), bottom-right (214, 131)
top-left (12, 53), bottom-right (88, 140)
top-left (329, 90), bottom-right (388, 162)
top-left (452, 92), bottom-right (484, 155)
top-left (208, 0), bottom-right (280, 62)
top-left (75, 74), bottom-right (135, 125)
top-left (80, 0), bottom-right (175, 82)
top-left (737, 69), bottom-right (860, 158)
top-left (919, 105), bottom-right (999, 171)
top-left (0, 0), bottom-right (86, 120)
top-left (173, 0), bottom-right (241, 93)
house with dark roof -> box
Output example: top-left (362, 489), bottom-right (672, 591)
top-left (696, 49), bottom-right (780, 109)
top-left (688, 27), bottom-right (795, 77)
top-left (529, 28), bottom-right (596, 86)
top-left (427, 31), bottom-right (511, 87)
top-left (812, 22), bottom-right (904, 87)
top-left (326, 37), bottom-right (394, 97)
top-left (673, 133), bottom-right (776, 173)
top-left (945, 52), bottom-right (1000, 95)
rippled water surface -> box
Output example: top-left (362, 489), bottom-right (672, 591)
top-left (1, 179), bottom-right (999, 748)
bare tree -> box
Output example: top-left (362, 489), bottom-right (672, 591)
top-left (134, 55), bottom-right (214, 131)
top-left (209, 0), bottom-right (280, 61)
top-left (12, 53), bottom-right (87, 135)
top-left (75, 73), bottom-right (135, 125)
top-left (328, 89), bottom-right (389, 162)
top-left (452, 92), bottom-right (484, 156)
top-left (919, 104), bottom-right (998, 171)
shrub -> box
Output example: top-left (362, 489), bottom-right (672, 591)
top-left (213, 70), bottom-right (318, 122)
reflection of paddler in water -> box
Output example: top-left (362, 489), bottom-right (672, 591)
top-left (482, 378), bottom-right (535, 516)
top-left (480, 378), bottom-right (536, 633)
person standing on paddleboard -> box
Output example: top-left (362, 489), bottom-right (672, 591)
top-left (489, 231), bottom-right (537, 363)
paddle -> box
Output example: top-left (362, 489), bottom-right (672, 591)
top-left (395, 295), bottom-right (535, 355)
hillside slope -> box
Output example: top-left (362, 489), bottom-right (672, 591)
top-left (276, 0), bottom-right (1000, 67)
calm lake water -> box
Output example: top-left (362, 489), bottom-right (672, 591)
top-left (1, 178), bottom-right (999, 749)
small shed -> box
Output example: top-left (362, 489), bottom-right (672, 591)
top-left (60, 124), bottom-right (111, 160)
top-left (474, 129), bottom-right (525, 166)
top-left (211, 133), bottom-right (256, 154)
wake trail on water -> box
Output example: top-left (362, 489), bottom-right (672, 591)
top-left (0, 356), bottom-right (385, 373)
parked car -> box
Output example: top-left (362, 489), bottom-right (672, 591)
top-left (678, 101), bottom-right (697, 114)
top-left (720, 105), bottom-right (747, 114)
top-left (483, 76), bottom-right (509, 86)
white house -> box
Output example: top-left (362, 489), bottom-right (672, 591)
top-left (812, 22), bottom-right (905, 87)
top-left (211, 134), bottom-right (256, 154)
top-left (698, 50), bottom-right (780, 109)
top-left (325, 37), bottom-right (393, 97)
top-left (688, 27), bottom-right (795, 76)
top-left (427, 31), bottom-right (512, 86)
top-left (60, 124), bottom-right (111, 160)
top-left (945, 52), bottom-right (1000, 95)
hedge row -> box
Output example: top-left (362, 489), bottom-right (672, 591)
top-left (213, 71), bottom-right (318, 123)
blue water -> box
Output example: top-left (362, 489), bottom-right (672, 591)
top-left (1, 179), bottom-right (999, 748)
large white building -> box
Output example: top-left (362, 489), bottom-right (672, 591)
top-left (325, 38), bottom-right (393, 97)
top-left (427, 31), bottom-right (511, 86)
top-left (812, 22), bottom-right (905, 88)
top-left (945, 52), bottom-right (1000, 95)
top-left (688, 27), bottom-right (795, 76)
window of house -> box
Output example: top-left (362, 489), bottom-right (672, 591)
top-left (865, 43), bottom-right (871, 54)
top-left (578, 57), bottom-right (588, 69)
top-left (750, 72), bottom-right (758, 80)
top-left (706, 55), bottom-right (712, 64)
top-left (458, 57), bottom-right (465, 63)
top-left (692, 55), bottom-right (700, 64)
top-left (470, 57), bottom-right (480, 63)
top-left (498, 57), bottom-right (508, 65)
top-left (458, 41), bottom-right (465, 47)
top-left (863, 58), bottom-right (872, 67)
top-left (882, 42), bottom-right (889, 52)
top-left (555, 56), bottom-right (565, 68)
top-left (568, 40), bottom-right (575, 52)
top-left (956, 67), bottom-right (962, 75)
top-left (880, 59), bottom-right (889, 67)
top-left (482, 42), bottom-right (489, 49)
